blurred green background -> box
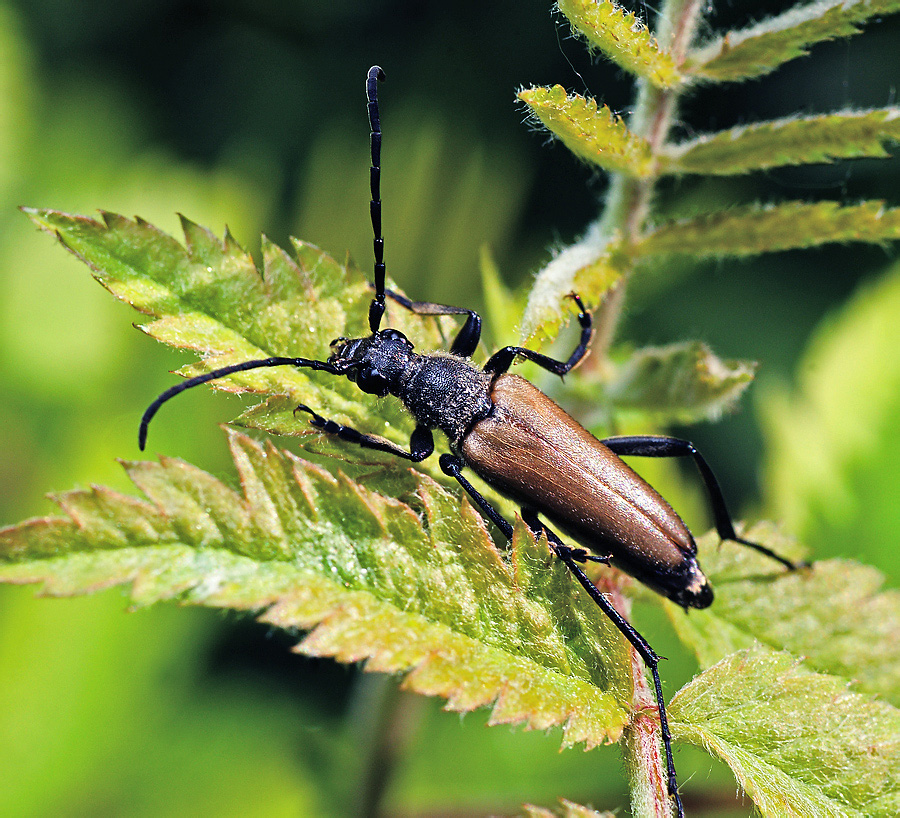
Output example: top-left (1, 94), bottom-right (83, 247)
top-left (0, 1), bottom-right (898, 816)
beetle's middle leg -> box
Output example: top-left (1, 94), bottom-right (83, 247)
top-left (295, 405), bottom-right (434, 462)
top-left (601, 435), bottom-right (805, 570)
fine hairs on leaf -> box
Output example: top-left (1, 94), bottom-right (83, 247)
top-left (4, 0), bottom-right (900, 815)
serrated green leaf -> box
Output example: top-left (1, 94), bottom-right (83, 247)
top-left (638, 201), bottom-right (900, 258)
top-left (668, 527), bottom-right (900, 705)
top-left (667, 108), bottom-right (900, 176)
top-left (558, 0), bottom-right (682, 88)
top-left (519, 86), bottom-right (655, 178)
top-left (669, 646), bottom-right (900, 816)
top-left (521, 799), bottom-right (614, 818)
top-left (603, 341), bottom-right (756, 423)
top-left (20, 208), bottom-right (445, 447)
top-left (687, 0), bottom-right (900, 82)
top-left (0, 431), bottom-right (633, 748)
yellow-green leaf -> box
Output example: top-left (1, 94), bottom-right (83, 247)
top-left (688, 0), bottom-right (900, 82)
top-left (669, 528), bottom-right (900, 705)
top-left (519, 86), bottom-right (654, 178)
top-left (0, 432), bottom-right (633, 747)
top-left (667, 108), bottom-right (900, 176)
top-left (637, 201), bottom-right (900, 258)
top-left (670, 646), bottom-right (900, 815)
top-left (520, 225), bottom-right (628, 342)
top-left (558, 0), bottom-right (682, 88)
top-left (601, 341), bottom-right (756, 424)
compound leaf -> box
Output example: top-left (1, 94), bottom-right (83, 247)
top-left (667, 108), bottom-right (900, 177)
top-left (637, 201), bottom-right (900, 258)
top-left (558, 0), bottom-right (682, 88)
top-left (519, 86), bottom-right (654, 178)
top-left (0, 431), bottom-right (633, 747)
top-left (687, 0), bottom-right (900, 83)
top-left (669, 645), bottom-right (900, 815)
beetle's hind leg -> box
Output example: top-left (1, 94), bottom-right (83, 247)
top-left (295, 405), bottom-right (434, 462)
top-left (433, 456), bottom-right (685, 817)
top-left (600, 435), bottom-right (806, 570)
top-left (520, 508), bottom-right (685, 818)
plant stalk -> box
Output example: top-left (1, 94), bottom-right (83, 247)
top-left (592, 0), bottom-right (706, 363)
top-left (596, 2), bottom-right (708, 813)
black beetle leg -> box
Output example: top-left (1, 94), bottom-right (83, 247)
top-left (521, 508), bottom-right (685, 818)
top-left (438, 454), bottom-right (513, 538)
top-left (384, 289), bottom-right (482, 357)
top-left (601, 435), bottom-right (806, 570)
top-left (295, 404), bottom-right (434, 462)
top-left (484, 294), bottom-right (593, 376)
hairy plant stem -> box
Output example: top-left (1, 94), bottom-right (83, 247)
top-left (597, 2), bottom-right (707, 814)
top-left (592, 0), bottom-right (705, 364)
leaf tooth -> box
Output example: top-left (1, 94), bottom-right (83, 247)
top-left (286, 452), bottom-right (338, 521)
top-left (52, 485), bottom-right (167, 548)
top-left (261, 234), bottom-right (312, 301)
top-left (178, 213), bottom-right (221, 257)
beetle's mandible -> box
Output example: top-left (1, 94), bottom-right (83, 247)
top-left (139, 66), bottom-right (804, 818)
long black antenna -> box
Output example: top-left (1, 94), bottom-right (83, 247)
top-left (138, 356), bottom-right (338, 450)
top-left (141, 67), bottom-right (386, 450)
top-left (367, 65), bottom-right (386, 333)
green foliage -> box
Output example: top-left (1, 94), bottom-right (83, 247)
top-left (670, 528), bottom-right (900, 704)
top-left (761, 260), bottom-right (900, 582)
top-left (667, 109), bottom-right (900, 176)
top-left (518, 0), bottom-right (900, 346)
top-left (0, 428), bottom-right (632, 745)
top-left (638, 200), bottom-right (900, 258)
top-left (688, 0), bottom-right (900, 82)
top-left (4, 211), bottom-right (900, 816)
top-left (557, 0), bottom-right (682, 88)
top-left (670, 646), bottom-right (900, 814)
top-left (601, 342), bottom-right (756, 425)
top-left (519, 87), bottom-right (654, 177)
top-left (4, 0), bottom-right (900, 812)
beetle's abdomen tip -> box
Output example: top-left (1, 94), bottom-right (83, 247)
top-left (669, 568), bottom-right (714, 609)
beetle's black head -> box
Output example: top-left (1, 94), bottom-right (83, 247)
top-left (328, 328), bottom-right (415, 397)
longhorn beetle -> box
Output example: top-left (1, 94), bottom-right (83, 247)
top-left (140, 66), bottom-right (803, 817)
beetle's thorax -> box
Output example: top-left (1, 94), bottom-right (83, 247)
top-left (329, 329), bottom-right (493, 444)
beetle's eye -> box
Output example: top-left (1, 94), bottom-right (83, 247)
top-left (380, 328), bottom-right (411, 347)
top-left (356, 367), bottom-right (389, 396)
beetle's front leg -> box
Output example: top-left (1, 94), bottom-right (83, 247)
top-left (295, 405), bottom-right (434, 462)
top-left (383, 290), bottom-right (482, 357)
top-left (601, 435), bottom-right (806, 570)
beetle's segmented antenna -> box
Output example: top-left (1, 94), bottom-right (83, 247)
top-left (138, 356), bottom-right (340, 450)
top-left (367, 65), bottom-right (386, 333)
